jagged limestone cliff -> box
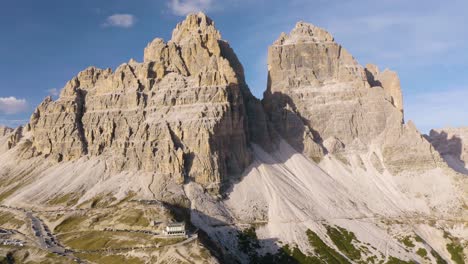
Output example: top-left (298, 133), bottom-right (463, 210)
top-left (263, 22), bottom-right (443, 173)
top-left (0, 13), bottom-right (466, 264)
top-left (27, 13), bottom-right (257, 191)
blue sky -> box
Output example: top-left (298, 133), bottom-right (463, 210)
top-left (0, 0), bottom-right (466, 133)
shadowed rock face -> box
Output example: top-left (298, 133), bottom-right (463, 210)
top-left (427, 128), bottom-right (468, 174)
top-left (27, 13), bottom-right (256, 191)
top-left (263, 22), bottom-right (404, 160)
top-left (262, 22), bottom-right (443, 172)
top-left (365, 64), bottom-right (404, 114)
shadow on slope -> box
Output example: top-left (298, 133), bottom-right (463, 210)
top-left (427, 130), bottom-right (467, 175)
top-left (262, 73), bottom-right (327, 161)
top-left (162, 201), bottom-right (297, 264)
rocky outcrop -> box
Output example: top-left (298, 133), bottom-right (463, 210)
top-left (28, 13), bottom-right (256, 191)
top-left (262, 22), bottom-right (445, 174)
top-left (0, 126), bottom-right (13, 137)
top-left (427, 127), bottom-right (468, 174)
top-left (365, 64), bottom-right (404, 113)
top-left (263, 22), bottom-right (404, 161)
top-left (381, 121), bottom-right (443, 174)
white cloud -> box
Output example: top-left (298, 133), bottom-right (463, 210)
top-left (46, 88), bottom-right (60, 97)
top-left (103, 14), bottom-right (136, 28)
top-left (0, 97), bottom-right (28, 115)
top-left (168, 0), bottom-right (213, 16)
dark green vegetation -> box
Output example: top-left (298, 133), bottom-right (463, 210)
top-left (237, 226), bottom-right (352, 264)
top-left (446, 242), bottom-right (465, 264)
top-left (399, 236), bottom-right (415, 248)
top-left (439, 230), bottom-right (466, 264)
top-left (384, 256), bottom-right (416, 264)
top-left (414, 235), bottom-right (424, 243)
top-left (416, 248), bottom-right (427, 258)
top-left (431, 249), bottom-right (448, 264)
top-left (306, 229), bottom-right (351, 264)
top-left (238, 227), bottom-right (260, 255)
top-left (0, 252), bottom-right (14, 264)
top-left (236, 226), bottom-right (423, 264)
top-left (325, 225), bottom-right (361, 261)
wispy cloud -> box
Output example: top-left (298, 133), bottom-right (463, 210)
top-left (0, 97), bottom-right (28, 115)
top-left (46, 88), bottom-right (60, 97)
top-left (168, 0), bottom-right (213, 16)
top-left (103, 14), bottom-right (136, 28)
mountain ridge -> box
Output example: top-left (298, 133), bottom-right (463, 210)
top-left (0, 12), bottom-right (466, 264)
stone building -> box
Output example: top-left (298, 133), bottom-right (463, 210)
top-left (163, 222), bottom-right (186, 236)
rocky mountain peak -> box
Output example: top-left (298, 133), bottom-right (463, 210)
top-left (144, 12), bottom-right (240, 87)
top-left (263, 21), bottom-right (437, 172)
top-left (25, 13), bottom-right (255, 193)
top-left (171, 12), bottom-right (221, 47)
top-left (274, 22), bottom-right (334, 45)
top-left (365, 64), bottom-right (404, 113)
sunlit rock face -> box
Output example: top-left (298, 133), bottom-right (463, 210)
top-left (14, 13), bottom-right (448, 196)
top-left (27, 13), bottom-right (255, 191)
top-left (262, 22), bottom-right (441, 172)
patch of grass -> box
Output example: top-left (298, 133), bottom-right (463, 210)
top-left (117, 209), bottom-right (150, 227)
top-left (58, 230), bottom-right (171, 251)
top-left (0, 251), bottom-right (15, 264)
top-left (0, 210), bottom-right (25, 228)
top-left (416, 248), bottom-right (427, 258)
top-left (237, 227), bottom-right (261, 261)
top-left (430, 249), bottom-right (448, 264)
top-left (75, 253), bottom-right (144, 264)
top-left (54, 215), bottom-right (87, 233)
top-left (78, 194), bottom-right (116, 209)
top-left (366, 255), bottom-right (378, 264)
top-left (280, 245), bottom-right (322, 264)
top-left (47, 193), bottom-right (81, 207)
top-left (399, 236), bottom-right (415, 248)
top-left (446, 242), bottom-right (465, 264)
top-left (325, 225), bottom-right (361, 260)
top-left (414, 235), bottom-right (424, 243)
top-left (59, 231), bottom-right (113, 250)
top-left (306, 229), bottom-right (351, 264)
top-left (385, 256), bottom-right (416, 264)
